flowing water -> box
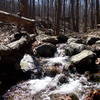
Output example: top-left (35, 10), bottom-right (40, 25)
top-left (4, 43), bottom-right (100, 100)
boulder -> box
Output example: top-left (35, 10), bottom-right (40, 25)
top-left (57, 34), bottom-right (68, 43)
top-left (20, 54), bottom-right (42, 78)
top-left (20, 54), bottom-right (36, 72)
top-left (43, 65), bottom-right (63, 77)
top-left (33, 43), bottom-right (57, 57)
top-left (70, 50), bottom-right (96, 73)
top-left (67, 37), bottom-right (82, 44)
top-left (50, 93), bottom-right (79, 100)
top-left (58, 74), bottom-right (68, 84)
top-left (65, 46), bottom-right (75, 56)
top-left (96, 40), bottom-right (100, 44)
top-left (36, 34), bottom-right (58, 44)
top-left (42, 36), bottom-right (58, 44)
top-left (84, 89), bottom-right (100, 100)
top-left (90, 44), bottom-right (100, 57)
top-left (86, 36), bottom-right (100, 45)
top-left (69, 42), bottom-right (85, 53)
top-left (90, 73), bottom-right (100, 82)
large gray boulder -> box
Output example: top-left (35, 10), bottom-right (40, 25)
top-left (20, 54), bottom-right (42, 78)
top-left (33, 43), bottom-right (57, 57)
top-left (67, 37), bottom-right (82, 44)
top-left (69, 42), bottom-right (85, 53)
top-left (20, 54), bottom-right (36, 72)
top-left (70, 50), bottom-right (96, 73)
top-left (86, 36), bottom-right (100, 45)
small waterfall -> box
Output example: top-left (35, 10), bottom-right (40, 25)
top-left (3, 43), bottom-right (100, 100)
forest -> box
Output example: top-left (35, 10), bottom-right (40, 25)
top-left (0, 0), bottom-right (100, 100)
top-left (0, 0), bottom-right (100, 33)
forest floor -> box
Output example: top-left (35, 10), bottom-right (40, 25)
top-left (0, 22), bottom-right (100, 45)
top-left (0, 22), bottom-right (100, 100)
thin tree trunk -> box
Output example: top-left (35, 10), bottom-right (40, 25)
top-left (55, 0), bottom-right (62, 34)
top-left (75, 0), bottom-right (79, 32)
top-left (91, 0), bottom-right (95, 28)
top-left (33, 0), bottom-right (35, 19)
top-left (47, 0), bottom-right (50, 20)
top-left (96, 0), bottom-right (100, 24)
top-left (70, 0), bottom-right (76, 31)
top-left (63, 0), bottom-right (66, 34)
top-left (84, 0), bottom-right (88, 32)
top-left (19, 0), bottom-right (28, 17)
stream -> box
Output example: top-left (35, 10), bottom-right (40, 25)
top-left (3, 43), bottom-right (100, 100)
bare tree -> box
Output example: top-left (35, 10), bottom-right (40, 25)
top-left (47, 0), bottom-right (50, 20)
top-left (63, 0), bottom-right (66, 33)
top-left (90, 0), bottom-right (95, 28)
top-left (75, 0), bottom-right (79, 32)
top-left (33, 0), bottom-right (35, 19)
top-left (96, 0), bottom-right (100, 24)
top-left (19, 0), bottom-right (28, 17)
top-left (55, 0), bottom-right (62, 34)
top-left (84, 0), bottom-right (88, 32)
top-left (70, 0), bottom-right (76, 31)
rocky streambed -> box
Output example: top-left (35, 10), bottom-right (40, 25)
top-left (0, 26), bottom-right (100, 100)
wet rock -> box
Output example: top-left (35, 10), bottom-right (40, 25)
top-left (69, 42), bottom-right (85, 53)
top-left (95, 58), bottom-right (100, 71)
top-left (86, 36), bottom-right (100, 45)
top-left (50, 93), bottom-right (79, 100)
top-left (50, 94), bottom-right (72, 100)
top-left (20, 54), bottom-right (42, 79)
top-left (89, 44), bottom-right (100, 57)
top-left (20, 54), bottom-right (36, 72)
top-left (43, 65), bottom-right (62, 77)
top-left (70, 50), bottom-right (96, 73)
top-left (67, 37), bottom-right (82, 44)
top-left (63, 62), bottom-right (72, 71)
top-left (42, 36), bottom-right (58, 44)
top-left (85, 72), bottom-right (100, 82)
top-left (57, 34), bottom-right (68, 43)
top-left (65, 46), bottom-right (75, 56)
top-left (69, 93), bottom-right (79, 100)
top-left (96, 40), bottom-right (100, 44)
top-left (58, 75), bottom-right (68, 84)
top-left (41, 56), bottom-right (69, 77)
top-left (84, 89), bottom-right (100, 100)
top-left (33, 43), bottom-right (57, 57)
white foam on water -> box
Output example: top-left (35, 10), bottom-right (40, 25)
top-left (27, 77), bottom-right (52, 94)
top-left (44, 56), bottom-right (69, 66)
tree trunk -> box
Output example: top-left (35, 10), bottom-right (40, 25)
top-left (0, 10), bottom-right (36, 34)
top-left (19, 0), bottom-right (28, 17)
top-left (96, 0), bottom-right (100, 24)
top-left (55, 0), bottom-right (62, 34)
top-left (63, 0), bottom-right (66, 34)
top-left (47, 0), bottom-right (50, 20)
top-left (75, 0), bottom-right (79, 32)
top-left (33, 0), bottom-right (35, 19)
top-left (70, 0), bottom-right (76, 31)
top-left (91, 0), bottom-right (95, 28)
top-left (84, 0), bottom-right (88, 32)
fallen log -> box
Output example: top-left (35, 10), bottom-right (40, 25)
top-left (0, 34), bottom-right (35, 56)
top-left (0, 10), bottom-right (36, 33)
